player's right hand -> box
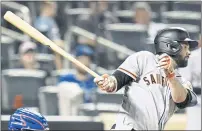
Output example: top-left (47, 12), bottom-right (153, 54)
top-left (94, 74), bottom-right (117, 93)
top-left (157, 53), bottom-right (174, 73)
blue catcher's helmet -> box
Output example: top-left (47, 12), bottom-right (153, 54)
top-left (8, 108), bottom-right (49, 130)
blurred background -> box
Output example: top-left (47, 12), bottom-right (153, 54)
top-left (1, 1), bottom-right (201, 130)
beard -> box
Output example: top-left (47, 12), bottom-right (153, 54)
top-left (174, 55), bottom-right (189, 68)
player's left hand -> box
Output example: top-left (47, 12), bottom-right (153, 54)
top-left (157, 53), bottom-right (175, 75)
top-left (94, 74), bottom-right (117, 92)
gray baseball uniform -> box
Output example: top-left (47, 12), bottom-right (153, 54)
top-left (114, 51), bottom-right (197, 130)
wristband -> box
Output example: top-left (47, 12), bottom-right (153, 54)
top-left (167, 72), bottom-right (175, 79)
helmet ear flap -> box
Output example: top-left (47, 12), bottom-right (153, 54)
top-left (155, 37), bottom-right (182, 56)
top-left (170, 40), bottom-right (182, 54)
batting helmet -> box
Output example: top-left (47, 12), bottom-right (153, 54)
top-left (8, 108), bottom-right (49, 130)
top-left (154, 27), bottom-right (198, 56)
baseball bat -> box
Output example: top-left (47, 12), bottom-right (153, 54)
top-left (4, 11), bottom-right (100, 78)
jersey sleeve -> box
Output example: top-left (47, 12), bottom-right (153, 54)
top-left (117, 51), bottom-right (152, 81)
top-left (177, 76), bottom-right (193, 90)
top-left (176, 75), bottom-right (197, 107)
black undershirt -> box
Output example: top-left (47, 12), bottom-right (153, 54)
top-left (112, 70), bottom-right (134, 91)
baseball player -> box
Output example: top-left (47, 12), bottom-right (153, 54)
top-left (94, 27), bottom-right (198, 130)
top-left (178, 34), bottom-right (201, 130)
top-left (8, 108), bottom-right (49, 130)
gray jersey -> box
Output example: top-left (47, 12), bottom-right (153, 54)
top-left (114, 51), bottom-right (197, 130)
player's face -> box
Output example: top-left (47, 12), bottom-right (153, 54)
top-left (176, 42), bottom-right (191, 67)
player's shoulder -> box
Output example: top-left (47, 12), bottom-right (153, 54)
top-left (138, 51), bottom-right (154, 56)
top-left (131, 51), bottom-right (155, 58)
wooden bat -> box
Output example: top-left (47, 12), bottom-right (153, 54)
top-left (4, 11), bottom-right (100, 78)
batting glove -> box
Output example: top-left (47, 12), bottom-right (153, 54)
top-left (157, 53), bottom-right (175, 78)
top-left (94, 74), bottom-right (117, 93)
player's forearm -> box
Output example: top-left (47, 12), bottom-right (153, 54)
top-left (113, 70), bottom-right (133, 91)
top-left (168, 77), bottom-right (188, 103)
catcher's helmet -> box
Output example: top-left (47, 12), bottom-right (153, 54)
top-left (8, 108), bottom-right (49, 130)
top-left (154, 27), bottom-right (198, 56)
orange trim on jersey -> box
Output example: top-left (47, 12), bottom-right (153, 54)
top-left (118, 68), bottom-right (137, 79)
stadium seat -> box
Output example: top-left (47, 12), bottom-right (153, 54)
top-left (148, 2), bottom-right (168, 13)
top-left (38, 86), bottom-right (59, 115)
top-left (106, 23), bottom-right (148, 52)
top-left (1, 35), bottom-right (15, 69)
top-left (2, 69), bottom-right (46, 110)
top-left (39, 82), bottom-right (84, 116)
top-left (172, 1), bottom-right (201, 12)
top-left (64, 8), bottom-right (91, 29)
top-left (114, 10), bottom-right (158, 23)
top-left (78, 88), bottom-right (124, 116)
top-left (162, 11), bottom-right (201, 29)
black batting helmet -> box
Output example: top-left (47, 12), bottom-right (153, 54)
top-left (154, 27), bottom-right (198, 56)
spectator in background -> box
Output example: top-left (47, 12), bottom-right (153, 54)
top-left (178, 35), bottom-right (201, 130)
top-left (17, 41), bottom-right (39, 70)
top-left (76, 1), bottom-right (119, 69)
top-left (59, 45), bottom-right (97, 103)
top-left (77, 1), bottom-right (119, 39)
top-left (133, 2), bottom-right (167, 42)
top-left (34, 1), bottom-right (63, 70)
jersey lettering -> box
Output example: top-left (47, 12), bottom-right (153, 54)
top-left (143, 77), bottom-right (150, 85)
top-left (143, 73), bottom-right (168, 87)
